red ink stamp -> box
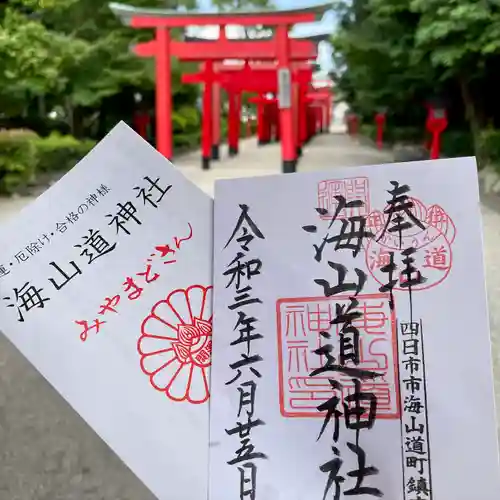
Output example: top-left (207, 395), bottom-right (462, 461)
top-left (276, 293), bottom-right (399, 419)
top-left (317, 177), bottom-right (370, 220)
top-left (365, 200), bottom-right (456, 291)
top-left (138, 284), bottom-right (212, 404)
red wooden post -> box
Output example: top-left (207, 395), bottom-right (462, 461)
top-left (276, 24), bottom-right (295, 173)
top-left (297, 85), bottom-right (307, 156)
top-left (347, 113), bottom-right (359, 136)
top-left (257, 100), bottom-right (266, 145)
top-left (133, 111), bottom-right (150, 140)
top-left (155, 27), bottom-right (172, 159)
top-left (300, 87), bottom-right (308, 149)
top-left (426, 108), bottom-right (448, 160)
top-left (212, 78), bottom-right (221, 160)
top-left (271, 102), bottom-right (278, 142)
top-left (375, 112), bottom-right (386, 149)
top-left (268, 101), bottom-right (275, 142)
top-left (306, 105), bottom-right (313, 141)
top-left (236, 93), bottom-right (242, 145)
top-left (228, 91), bottom-right (240, 156)
top-left (212, 26), bottom-right (226, 161)
top-left (263, 100), bottom-right (272, 144)
top-left (272, 101), bottom-right (279, 142)
top-left (292, 82), bottom-right (300, 156)
top-left (201, 61), bottom-right (214, 170)
top-left (310, 105), bottom-right (316, 138)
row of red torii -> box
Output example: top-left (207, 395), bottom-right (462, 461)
top-left (110, 2), bottom-right (333, 173)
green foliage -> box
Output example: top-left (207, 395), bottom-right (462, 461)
top-left (213, 0), bottom-right (275, 39)
top-left (411, 0), bottom-right (500, 72)
top-left (360, 123), bottom-right (423, 146)
top-left (333, 0), bottom-right (500, 161)
top-left (331, 0), bottom-right (438, 122)
top-left (213, 0), bottom-right (274, 11)
top-left (0, 129), bottom-right (98, 194)
top-left (0, 7), bottom-right (66, 113)
top-left (173, 133), bottom-right (199, 151)
top-left (171, 106), bottom-right (201, 152)
top-left (478, 129), bottom-right (500, 167)
top-left (0, 0), bottom-right (202, 139)
top-left (172, 106), bottom-right (201, 135)
top-left (33, 132), bottom-right (96, 172)
top-left (0, 129), bottom-right (38, 194)
top-left (241, 120), bottom-right (257, 137)
top-left (440, 130), bottom-right (475, 158)
top-left (0, 0), bottom-right (270, 168)
top-left (389, 126), bottom-right (423, 144)
top-left (360, 124), bottom-right (377, 142)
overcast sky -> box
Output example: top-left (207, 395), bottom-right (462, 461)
top-left (190, 0), bottom-right (335, 73)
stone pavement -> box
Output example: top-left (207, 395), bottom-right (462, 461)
top-left (0, 131), bottom-right (498, 499)
top-left (173, 125), bottom-right (391, 197)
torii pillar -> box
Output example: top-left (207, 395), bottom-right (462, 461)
top-left (187, 60), bottom-right (314, 167)
top-left (201, 61), bottom-right (214, 170)
top-left (156, 27), bottom-right (172, 159)
top-left (211, 27), bottom-right (227, 161)
top-left (212, 80), bottom-right (221, 160)
top-left (276, 24), bottom-right (295, 173)
top-left (255, 96), bottom-right (272, 146)
top-left (183, 56), bottom-right (316, 172)
top-left (228, 91), bottom-right (241, 156)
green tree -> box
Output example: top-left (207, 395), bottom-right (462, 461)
top-left (332, 0), bottom-right (500, 151)
top-left (0, 5), bottom-right (67, 116)
top-left (212, 0), bottom-right (275, 38)
top-left (212, 0), bottom-right (273, 11)
top-left (411, 0), bottom-right (500, 147)
top-left (0, 0), bottom-right (202, 140)
top-left (331, 0), bottom-right (438, 125)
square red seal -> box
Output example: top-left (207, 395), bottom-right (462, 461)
top-left (317, 177), bottom-right (370, 220)
top-left (276, 293), bottom-right (400, 419)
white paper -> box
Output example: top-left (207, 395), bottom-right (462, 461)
top-left (210, 157), bottom-right (500, 500)
top-left (0, 122), bottom-right (213, 500)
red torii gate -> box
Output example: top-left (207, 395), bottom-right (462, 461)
top-left (177, 39), bottom-right (317, 169)
top-left (109, 1), bottom-right (332, 173)
top-left (249, 95), bottom-right (278, 146)
top-left (310, 79), bottom-right (334, 133)
top-left (183, 61), bottom-right (315, 165)
top-left (133, 35), bottom-right (316, 169)
top-left (183, 33), bottom-right (327, 161)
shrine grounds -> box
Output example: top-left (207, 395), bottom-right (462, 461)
top-left (0, 128), bottom-right (498, 499)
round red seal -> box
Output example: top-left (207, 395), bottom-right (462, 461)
top-left (365, 200), bottom-right (456, 291)
top-left (138, 285), bottom-right (212, 404)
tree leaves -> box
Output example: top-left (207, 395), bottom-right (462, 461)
top-left (0, 0), bottom-right (199, 135)
top-left (331, 0), bottom-right (439, 120)
top-left (0, 7), bottom-right (66, 98)
top-left (335, 0), bottom-right (500, 149)
top-left (412, 0), bottom-right (500, 70)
